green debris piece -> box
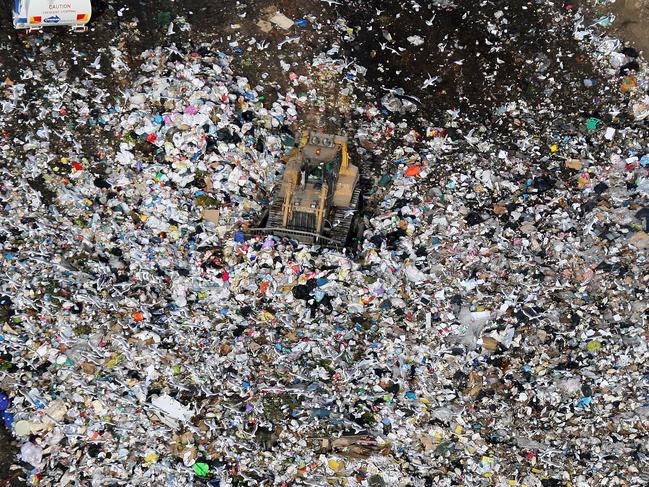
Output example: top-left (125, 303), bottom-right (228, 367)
top-left (435, 441), bottom-right (451, 454)
top-left (361, 411), bottom-right (377, 426)
top-left (106, 354), bottom-right (124, 369)
top-left (171, 364), bottom-right (181, 375)
top-left (194, 195), bottom-right (220, 208)
top-left (158, 11), bottom-right (173, 27)
top-left (193, 462), bottom-right (209, 477)
top-left (73, 324), bottom-right (93, 336)
top-left (378, 174), bottom-right (392, 187)
top-left (585, 117), bottom-right (601, 131)
top-left (586, 340), bottom-right (602, 352)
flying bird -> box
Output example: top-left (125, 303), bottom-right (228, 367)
top-left (421, 74), bottom-right (439, 89)
top-left (379, 42), bottom-right (401, 56)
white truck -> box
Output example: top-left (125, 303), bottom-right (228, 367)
top-left (13, 0), bottom-right (91, 32)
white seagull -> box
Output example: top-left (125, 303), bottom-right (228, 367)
top-left (421, 74), bottom-right (439, 89)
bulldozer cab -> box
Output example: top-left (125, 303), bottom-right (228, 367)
top-left (299, 151), bottom-right (340, 193)
top-left (291, 131), bottom-right (357, 201)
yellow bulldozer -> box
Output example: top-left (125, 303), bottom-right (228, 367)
top-left (250, 130), bottom-right (362, 247)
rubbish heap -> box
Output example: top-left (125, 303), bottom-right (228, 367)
top-left (0, 2), bottom-right (648, 487)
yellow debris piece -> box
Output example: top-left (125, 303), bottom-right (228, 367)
top-left (327, 458), bottom-right (344, 472)
top-left (144, 453), bottom-right (158, 463)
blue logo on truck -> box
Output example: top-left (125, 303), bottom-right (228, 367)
top-left (43, 15), bottom-right (61, 23)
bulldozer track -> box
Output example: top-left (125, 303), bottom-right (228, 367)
top-left (329, 185), bottom-right (362, 246)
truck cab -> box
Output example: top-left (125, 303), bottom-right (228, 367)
top-left (13, 0), bottom-right (91, 32)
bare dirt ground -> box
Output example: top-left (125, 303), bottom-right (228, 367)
top-left (582, 0), bottom-right (649, 54)
top-left (608, 0), bottom-right (649, 53)
top-left (0, 428), bottom-right (22, 486)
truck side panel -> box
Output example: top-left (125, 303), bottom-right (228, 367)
top-left (13, 0), bottom-right (91, 29)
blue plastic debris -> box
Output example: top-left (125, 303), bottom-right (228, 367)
top-left (0, 392), bottom-right (9, 411)
top-left (312, 408), bottom-right (330, 418)
top-left (577, 397), bottom-right (592, 408)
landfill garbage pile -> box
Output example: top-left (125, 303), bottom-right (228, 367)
top-left (1, 2), bottom-right (649, 487)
